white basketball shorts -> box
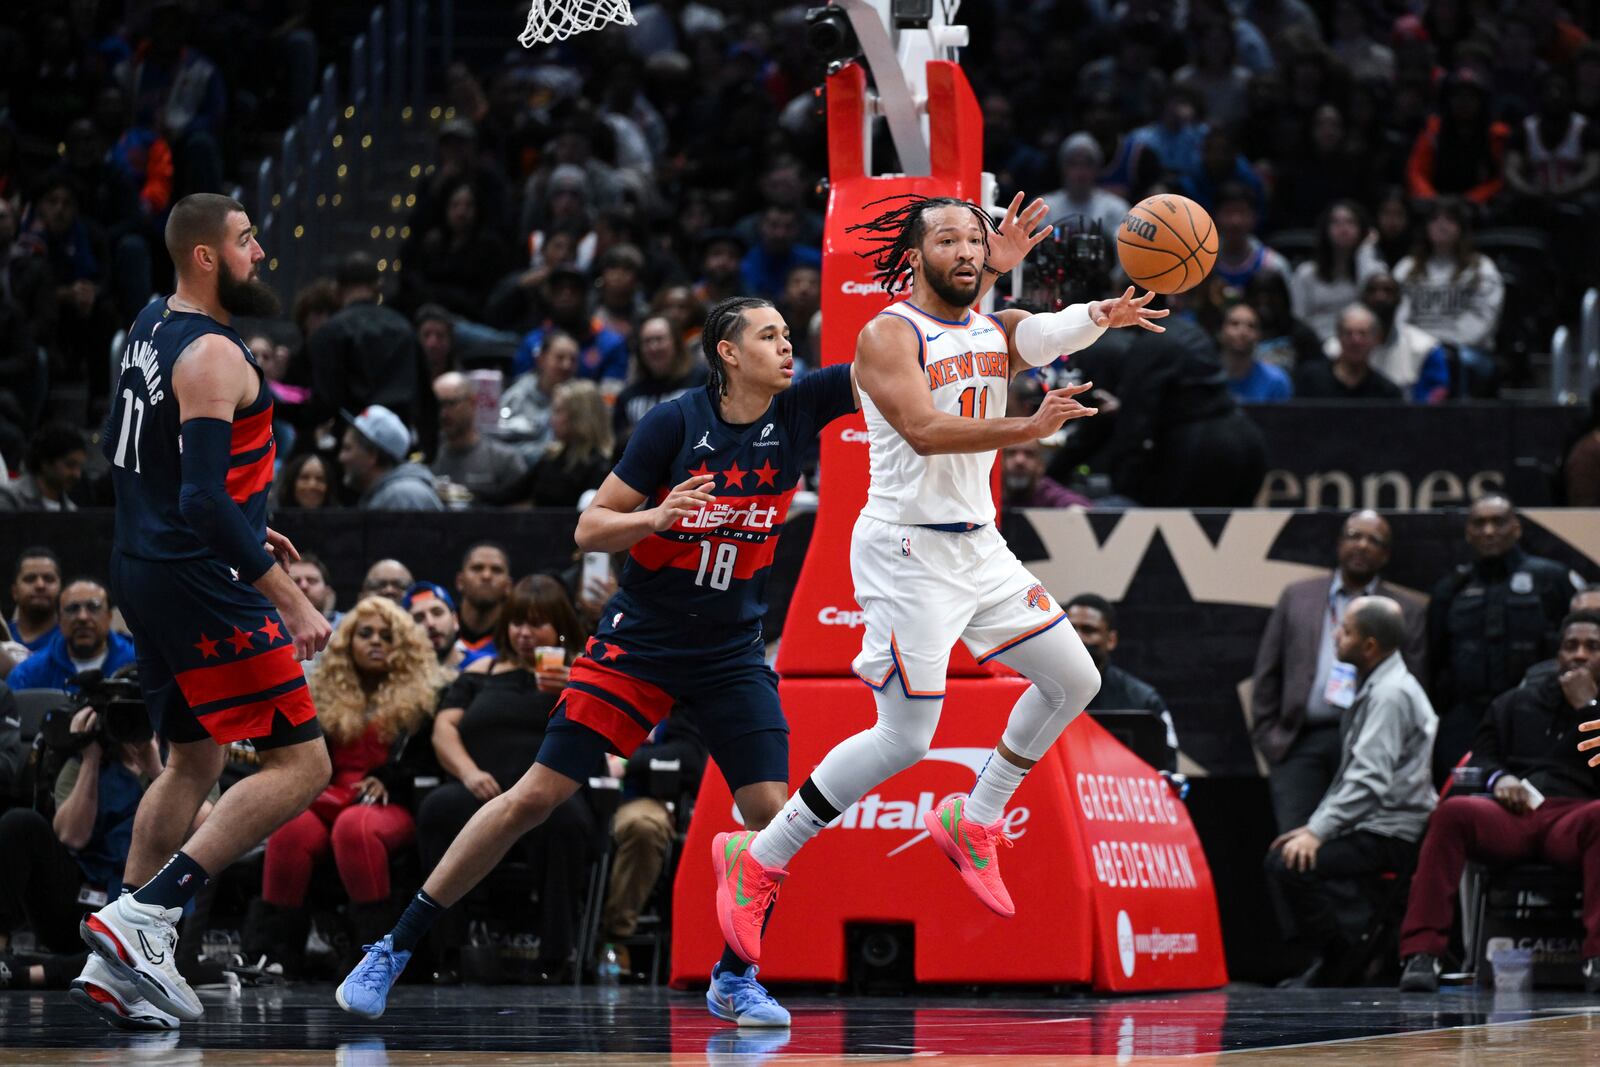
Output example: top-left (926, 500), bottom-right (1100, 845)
top-left (849, 513), bottom-right (1068, 700)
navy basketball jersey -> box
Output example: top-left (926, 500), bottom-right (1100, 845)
top-left (610, 365), bottom-right (856, 627)
top-left (104, 300), bottom-right (276, 562)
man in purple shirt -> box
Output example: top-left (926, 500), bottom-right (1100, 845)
top-left (1003, 440), bottom-right (1091, 509)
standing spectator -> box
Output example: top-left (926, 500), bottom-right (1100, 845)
top-left (417, 576), bottom-right (595, 982)
top-left (1290, 201), bottom-right (1384, 344)
top-left (251, 597), bottom-right (442, 971)
top-left (1341, 272), bottom-right (1450, 402)
top-left (1217, 302), bottom-right (1292, 402)
top-left (1293, 305), bottom-right (1404, 401)
top-left (403, 582), bottom-right (477, 672)
top-left (311, 255), bottom-right (428, 432)
top-left (1428, 495), bottom-right (1582, 780)
top-left (739, 206), bottom-right (820, 302)
top-left (1001, 440), bottom-right (1090, 509)
top-left (339, 406), bottom-right (443, 512)
top-left (1406, 69), bottom-right (1510, 205)
top-left (8, 549), bottom-right (61, 654)
top-left (613, 316), bottom-right (707, 443)
top-left (1251, 510), bottom-right (1427, 833)
top-left (272, 452), bottom-right (337, 511)
top-left (401, 179), bottom-right (516, 323)
top-left (510, 268), bottom-right (629, 386)
top-left (1212, 183), bottom-right (1289, 292)
top-left (1043, 133), bottom-right (1131, 242)
top-left (1069, 594), bottom-right (1180, 773)
top-left (500, 331), bottom-right (580, 452)
top-left (1265, 597), bottom-right (1437, 987)
top-left (497, 381), bottom-right (614, 508)
top-left (1399, 612), bottom-right (1600, 993)
top-left (1394, 198), bottom-right (1504, 354)
top-left (6, 579), bottom-right (136, 692)
top-left (0, 422), bottom-right (84, 511)
top-left (454, 542), bottom-right (513, 657)
top-left (430, 372), bottom-right (527, 506)
top-left (361, 561), bottom-right (415, 605)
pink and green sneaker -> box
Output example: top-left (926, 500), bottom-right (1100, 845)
top-left (713, 831), bottom-right (787, 964)
top-left (924, 797), bottom-right (1016, 917)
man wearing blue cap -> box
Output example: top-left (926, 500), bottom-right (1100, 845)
top-left (338, 405), bottom-right (444, 511)
top-left (403, 582), bottom-right (482, 672)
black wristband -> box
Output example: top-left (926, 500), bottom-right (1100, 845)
top-left (983, 264), bottom-right (1003, 275)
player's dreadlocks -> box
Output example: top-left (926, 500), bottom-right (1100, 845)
top-left (701, 296), bottom-right (775, 398)
top-left (847, 194), bottom-right (997, 293)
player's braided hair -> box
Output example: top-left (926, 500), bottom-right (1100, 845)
top-left (847, 194), bottom-right (996, 293)
top-left (701, 296), bottom-right (775, 398)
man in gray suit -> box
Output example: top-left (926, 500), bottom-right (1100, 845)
top-left (1251, 510), bottom-right (1427, 833)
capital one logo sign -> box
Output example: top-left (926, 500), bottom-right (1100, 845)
top-left (732, 748), bottom-right (1029, 858)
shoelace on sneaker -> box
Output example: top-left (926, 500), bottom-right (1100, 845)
top-left (350, 945), bottom-right (398, 993)
top-left (724, 971), bottom-right (776, 1013)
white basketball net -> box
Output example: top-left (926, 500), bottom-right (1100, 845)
top-left (519, 0), bottom-right (637, 46)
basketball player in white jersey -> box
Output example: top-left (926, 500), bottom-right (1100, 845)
top-left (713, 193), bottom-right (1166, 963)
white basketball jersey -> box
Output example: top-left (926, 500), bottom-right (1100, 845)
top-left (860, 301), bottom-right (1010, 527)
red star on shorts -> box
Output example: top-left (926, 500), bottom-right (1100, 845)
top-left (688, 462), bottom-right (713, 480)
top-left (258, 616), bottom-right (284, 644)
top-left (193, 633), bottom-right (220, 659)
top-left (753, 460), bottom-right (779, 488)
top-left (225, 626), bottom-right (255, 654)
top-left (722, 461), bottom-right (748, 489)
top-left (600, 641), bottom-right (626, 661)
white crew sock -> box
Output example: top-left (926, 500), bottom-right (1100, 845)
top-left (750, 788), bottom-right (834, 869)
top-left (964, 749), bottom-right (1028, 826)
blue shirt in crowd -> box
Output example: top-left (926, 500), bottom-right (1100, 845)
top-left (1228, 360), bottom-right (1294, 403)
top-left (6, 631), bottom-right (138, 692)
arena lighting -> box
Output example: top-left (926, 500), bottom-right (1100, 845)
top-left (806, 5), bottom-right (859, 63)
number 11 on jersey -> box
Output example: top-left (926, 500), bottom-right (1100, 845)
top-left (957, 386), bottom-right (989, 419)
top-left (112, 388), bottom-right (146, 472)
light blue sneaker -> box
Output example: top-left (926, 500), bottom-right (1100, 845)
top-left (335, 936), bottom-right (411, 1019)
top-left (706, 961), bottom-right (791, 1027)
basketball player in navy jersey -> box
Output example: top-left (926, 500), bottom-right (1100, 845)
top-left (71, 194), bottom-right (333, 1030)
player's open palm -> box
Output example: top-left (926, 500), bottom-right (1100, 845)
top-left (1090, 286), bottom-right (1169, 332)
top-left (1028, 382), bottom-right (1097, 437)
top-left (652, 473), bottom-right (716, 531)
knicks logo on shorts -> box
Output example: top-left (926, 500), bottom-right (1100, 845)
top-left (1023, 583), bottom-right (1051, 613)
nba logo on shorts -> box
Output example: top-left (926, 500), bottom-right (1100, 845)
top-left (1024, 583), bottom-right (1051, 612)
top-left (900, 538), bottom-right (911, 557)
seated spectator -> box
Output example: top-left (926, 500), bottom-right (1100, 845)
top-left (116, 3), bottom-right (226, 198)
top-left (1080, 89), bottom-right (1162, 203)
top-left (592, 243), bottom-right (649, 340)
top-left (1394, 198), bottom-right (1504, 355)
top-left (1178, 125), bottom-right (1265, 217)
top-left (1290, 201), bottom-right (1384, 344)
top-left (246, 330), bottom-right (307, 457)
top-left (692, 229), bottom-right (748, 311)
top-left (415, 305), bottom-right (459, 381)
top-left (293, 277), bottom-right (341, 353)
top-left (1130, 85), bottom-right (1206, 178)
top-left (6, 580), bottom-right (135, 692)
top-left (1368, 185), bottom-right (1416, 271)
top-left (1505, 75), bottom-right (1600, 209)
top-left (613, 316), bottom-right (708, 443)
top-left (403, 581), bottom-right (479, 672)
top-left (1293, 305), bottom-right (1404, 400)
top-left (1002, 439), bottom-right (1090, 508)
top-left (361, 560), bottom-right (415, 605)
top-left (1069, 594), bottom-right (1180, 773)
top-left (777, 266), bottom-right (822, 374)
top-left (495, 381), bottom-right (614, 508)
top-left (402, 178), bottom-right (516, 323)
top-left (289, 554), bottom-right (341, 626)
top-left (0, 422), bottom-right (85, 512)
top-left (272, 451), bottom-right (337, 510)
top-left (1400, 611), bottom-right (1600, 993)
top-left (417, 576), bottom-right (594, 981)
top-left (0, 701), bottom-right (205, 993)
top-left (1328, 0), bottom-right (1395, 83)
top-left (1406, 68), bottom-right (1509, 205)
top-left (1217, 302), bottom-right (1293, 402)
top-left (1252, 511), bottom-right (1428, 834)
top-left (599, 716), bottom-right (708, 974)
top-left (1172, 15), bottom-right (1252, 127)
top-left (648, 285), bottom-right (706, 352)
top-left (501, 331), bottom-right (580, 452)
top-left (1212, 183), bottom-right (1289, 292)
top-left (1334, 273), bottom-right (1450, 402)
top-left (1266, 597), bottom-right (1438, 988)
top-left (982, 92), bottom-right (1052, 200)
top-left (310, 254), bottom-right (427, 432)
top-left (0, 681), bottom-right (24, 801)
top-left (339, 406), bottom-right (444, 512)
top-left (1081, 23), bottom-right (1170, 129)
top-left (455, 543), bottom-right (512, 658)
top-left (23, 174), bottom-right (117, 417)
top-left (249, 597), bottom-right (442, 972)
top-left (511, 268), bottom-right (629, 386)
top-left (739, 206), bottom-right (820, 302)
top-left (1247, 269), bottom-right (1325, 370)
top-left (430, 372), bottom-right (527, 506)
top-left (1274, 103), bottom-right (1374, 230)
top-left (8, 548), bottom-right (62, 654)
top-left (1042, 133), bottom-right (1130, 242)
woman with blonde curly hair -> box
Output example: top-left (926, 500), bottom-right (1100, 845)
top-left (249, 596), bottom-right (444, 971)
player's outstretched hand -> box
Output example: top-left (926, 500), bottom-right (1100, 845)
top-left (1027, 382), bottom-right (1097, 438)
top-left (651, 473), bottom-right (717, 531)
top-left (265, 527), bottom-right (300, 566)
top-left (1089, 286), bottom-right (1169, 332)
top-left (985, 191), bottom-right (1054, 277)
top-left (282, 599), bottom-right (332, 662)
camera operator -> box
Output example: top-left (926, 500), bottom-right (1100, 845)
top-left (0, 692), bottom-right (210, 990)
top-left (5, 580), bottom-right (135, 693)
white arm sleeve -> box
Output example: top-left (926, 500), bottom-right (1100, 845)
top-left (1014, 304), bottom-right (1108, 368)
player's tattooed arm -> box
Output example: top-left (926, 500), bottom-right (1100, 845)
top-left (576, 472), bottom-right (717, 553)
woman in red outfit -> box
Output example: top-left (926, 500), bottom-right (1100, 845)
top-left (249, 595), bottom-right (444, 971)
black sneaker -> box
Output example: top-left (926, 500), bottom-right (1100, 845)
top-left (1399, 953), bottom-right (1441, 992)
top-left (1584, 957), bottom-right (1600, 995)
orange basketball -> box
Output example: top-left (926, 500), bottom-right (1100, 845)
top-left (1115, 194), bottom-right (1218, 295)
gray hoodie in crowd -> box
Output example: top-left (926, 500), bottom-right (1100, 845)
top-left (360, 462), bottom-right (445, 511)
top-left (1306, 651), bottom-right (1438, 844)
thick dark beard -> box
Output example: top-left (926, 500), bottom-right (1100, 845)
top-left (217, 260), bottom-right (282, 317)
top-left (923, 265), bottom-right (980, 309)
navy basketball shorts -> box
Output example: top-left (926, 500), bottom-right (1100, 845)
top-left (538, 606), bottom-right (789, 792)
top-left (111, 551), bottom-right (321, 748)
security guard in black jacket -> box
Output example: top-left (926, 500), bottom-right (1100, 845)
top-left (1429, 496), bottom-right (1581, 783)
